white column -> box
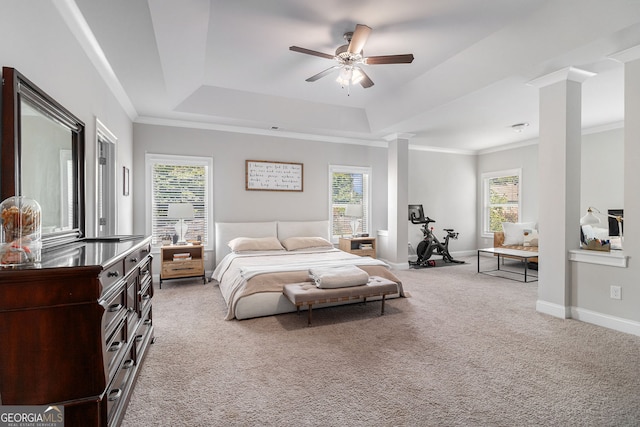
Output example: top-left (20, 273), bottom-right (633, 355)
top-left (610, 45), bottom-right (640, 258)
top-left (528, 67), bottom-right (595, 318)
top-left (384, 133), bottom-right (411, 266)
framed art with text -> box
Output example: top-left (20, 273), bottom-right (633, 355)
top-left (245, 160), bottom-right (303, 192)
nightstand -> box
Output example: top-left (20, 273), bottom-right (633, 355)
top-left (339, 237), bottom-right (376, 258)
top-left (160, 244), bottom-right (206, 288)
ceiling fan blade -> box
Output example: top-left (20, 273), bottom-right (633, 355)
top-left (306, 66), bottom-right (341, 82)
top-left (289, 46), bottom-right (335, 60)
top-left (359, 69), bottom-right (374, 88)
top-left (365, 54), bottom-right (414, 65)
top-left (348, 24), bottom-right (372, 54)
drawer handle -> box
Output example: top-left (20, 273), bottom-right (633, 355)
top-left (129, 257), bottom-right (138, 263)
top-left (128, 307), bottom-right (135, 313)
top-left (108, 389), bottom-right (122, 402)
top-left (107, 271), bottom-right (120, 278)
top-left (109, 341), bottom-right (123, 352)
top-left (143, 319), bottom-right (152, 326)
top-left (135, 334), bottom-right (144, 343)
top-left (122, 359), bottom-right (134, 370)
top-left (108, 303), bottom-right (123, 313)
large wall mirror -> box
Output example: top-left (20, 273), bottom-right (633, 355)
top-left (1, 67), bottom-right (85, 248)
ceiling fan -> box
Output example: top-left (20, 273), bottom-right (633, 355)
top-left (289, 24), bottom-right (414, 89)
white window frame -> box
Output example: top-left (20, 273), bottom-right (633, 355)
top-left (481, 168), bottom-right (521, 238)
top-left (145, 153), bottom-right (214, 251)
top-left (328, 165), bottom-right (372, 242)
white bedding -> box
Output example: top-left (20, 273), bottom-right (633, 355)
top-left (212, 247), bottom-right (403, 320)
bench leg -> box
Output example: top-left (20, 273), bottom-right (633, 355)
top-left (307, 304), bottom-right (312, 326)
top-left (381, 294), bottom-right (386, 315)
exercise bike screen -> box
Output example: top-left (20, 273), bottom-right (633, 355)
top-left (408, 204), bottom-right (424, 221)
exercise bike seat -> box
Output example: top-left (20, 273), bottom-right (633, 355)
top-left (443, 228), bottom-right (454, 232)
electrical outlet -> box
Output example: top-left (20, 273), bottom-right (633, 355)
top-left (610, 285), bottom-right (621, 300)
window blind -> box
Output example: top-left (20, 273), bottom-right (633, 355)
top-left (329, 166), bottom-right (371, 239)
top-left (483, 171), bottom-right (520, 233)
top-left (151, 162), bottom-right (208, 245)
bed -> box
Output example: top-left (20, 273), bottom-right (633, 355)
top-left (212, 220), bottom-right (404, 320)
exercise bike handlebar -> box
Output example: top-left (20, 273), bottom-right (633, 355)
top-left (410, 213), bottom-right (435, 225)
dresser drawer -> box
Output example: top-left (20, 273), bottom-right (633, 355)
top-left (102, 285), bottom-right (128, 340)
top-left (139, 257), bottom-right (152, 283)
top-left (134, 306), bottom-right (153, 360)
top-left (99, 260), bottom-right (125, 291)
top-left (138, 278), bottom-right (153, 316)
top-left (105, 320), bottom-right (128, 380)
top-left (106, 347), bottom-right (135, 426)
top-left (125, 244), bottom-right (151, 276)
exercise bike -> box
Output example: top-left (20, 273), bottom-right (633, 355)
top-left (408, 205), bottom-right (464, 268)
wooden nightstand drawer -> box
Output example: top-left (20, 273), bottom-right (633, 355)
top-left (161, 259), bottom-right (204, 277)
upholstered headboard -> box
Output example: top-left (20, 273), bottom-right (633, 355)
top-left (215, 220), bottom-right (330, 265)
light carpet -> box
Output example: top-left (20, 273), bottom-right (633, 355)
top-left (122, 256), bottom-right (640, 426)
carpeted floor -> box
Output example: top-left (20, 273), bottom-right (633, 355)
top-left (121, 256), bottom-right (640, 426)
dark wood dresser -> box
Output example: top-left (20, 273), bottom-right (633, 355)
top-left (0, 236), bottom-right (154, 427)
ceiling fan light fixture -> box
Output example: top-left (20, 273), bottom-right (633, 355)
top-left (336, 66), bottom-right (364, 87)
top-left (351, 67), bottom-right (364, 85)
top-left (336, 67), bottom-right (353, 86)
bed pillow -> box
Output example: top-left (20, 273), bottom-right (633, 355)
top-left (502, 222), bottom-right (536, 246)
top-left (228, 236), bottom-right (284, 252)
top-left (281, 236), bottom-right (333, 251)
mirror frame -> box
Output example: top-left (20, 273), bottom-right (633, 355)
top-left (1, 67), bottom-right (85, 248)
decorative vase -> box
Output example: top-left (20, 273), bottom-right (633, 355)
top-left (0, 196), bottom-right (42, 266)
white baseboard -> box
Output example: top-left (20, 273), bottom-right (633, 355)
top-left (537, 300), bottom-right (640, 337)
top-left (571, 306), bottom-right (640, 337)
top-left (382, 259), bottom-right (411, 270)
top-left (536, 300), bottom-right (571, 318)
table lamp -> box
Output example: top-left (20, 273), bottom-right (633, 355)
top-left (167, 203), bottom-right (194, 245)
top-left (345, 204), bottom-right (363, 237)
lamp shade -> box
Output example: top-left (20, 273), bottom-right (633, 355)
top-left (345, 204), bottom-right (363, 218)
top-left (580, 208), bottom-right (600, 226)
top-left (167, 203), bottom-right (194, 219)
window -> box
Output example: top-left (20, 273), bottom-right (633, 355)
top-left (482, 169), bottom-right (521, 235)
top-left (329, 165), bottom-right (371, 241)
top-left (146, 154), bottom-right (213, 249)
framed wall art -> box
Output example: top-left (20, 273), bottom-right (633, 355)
top-left (245, 160), bottom-right (303, 192)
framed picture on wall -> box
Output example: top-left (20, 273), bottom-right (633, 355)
top-left (245, 160), bottom-right (303, 192)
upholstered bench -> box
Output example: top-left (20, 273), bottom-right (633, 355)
top-left (283, 276), bottom-right (398, 326)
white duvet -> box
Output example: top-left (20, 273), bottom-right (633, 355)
top-left (211, 248), bottom-right (397, 320)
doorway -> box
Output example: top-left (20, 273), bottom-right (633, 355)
top-left (96, 119), bottom-right (117, 237)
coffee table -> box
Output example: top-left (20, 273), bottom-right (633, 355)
top-left (477, 247), bottom-right (539, 283)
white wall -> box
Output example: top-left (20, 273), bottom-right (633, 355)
top-left (476, 142), bottom-right (540, 248)
top-left (580, 128), bottom-right (625, 214)
top-left (478, 127), bottom-right (640, 329)
top-left (132, 123), bottom-right (390, 267)
top-left (408, 150), bottom-right (478, 256)
top-left (0, 1), bottom-right (134, 236)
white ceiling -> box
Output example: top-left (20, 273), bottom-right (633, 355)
top-left (70, 0), bottom-right (640, 153)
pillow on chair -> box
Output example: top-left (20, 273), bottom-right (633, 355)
top-left (502, 222), bottom-right (536, 246)
top-left (523, 229), bottom-right (539, 247)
